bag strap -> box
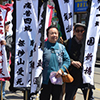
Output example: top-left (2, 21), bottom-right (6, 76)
top-left (60, 66), bottom-right (70, 74)
top-left (63, 66), bottom-right (69, 74)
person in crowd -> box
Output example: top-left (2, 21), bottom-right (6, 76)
top-left (4, 21), bottom-right (13, 66)
top-left (0, 21), bottom-right (13, 100)
top-left (63, 23), bottom-right (94, 100)
top-left (40, 25), bottom-right (70, 100)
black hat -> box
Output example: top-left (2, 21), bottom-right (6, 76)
top-left (74, 23), bottom-right (86, 30)
top-left (5, 21), bottom-right (10, 26)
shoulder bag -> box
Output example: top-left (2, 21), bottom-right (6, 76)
top-left (61, 66), bottom-right (74, 83)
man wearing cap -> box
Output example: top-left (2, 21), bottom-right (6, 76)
top-left (62, 23), bottom-right (94, 100)
top-left (0, 21), bottom-right (13, 100)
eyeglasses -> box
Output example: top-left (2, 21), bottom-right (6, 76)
top-left (75, 30), bottom-right (85, 33)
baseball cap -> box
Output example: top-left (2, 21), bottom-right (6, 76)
top-left (74, 23), bottom-right (86, 30)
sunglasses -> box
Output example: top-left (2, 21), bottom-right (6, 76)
top-left (75, 30), bottom-right (85, 33)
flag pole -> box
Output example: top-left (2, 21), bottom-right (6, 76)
top-left (24, 90), bottom-right (28, 100)
top-left (0, 81), bottom-right (3, 100)
top-left (86, 88), bottom-right (90, 100)
top-left (25, 90), bottom-right (28, 100)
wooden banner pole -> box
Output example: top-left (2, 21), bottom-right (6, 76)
top-left (25, 90), bottom-right (28, 100)
top-left (24, 90), bottom-right (28, 100)
top-left (86, 88), bottom-right (90, 100)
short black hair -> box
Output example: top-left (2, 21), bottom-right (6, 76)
top-left (46, 25), bottom-right (59, 37)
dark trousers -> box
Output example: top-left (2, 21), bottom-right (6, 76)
top-left (40, 80), bottom-right (62, 100)
top-left (0, 81), bottom-right (6, 98)
top-left (65, 83), bottom-right (94, 100)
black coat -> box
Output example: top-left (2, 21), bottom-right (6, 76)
top-left (5, 35), bottom-right (13, 61)
top-left (64, 37), bottom-right (83, 86)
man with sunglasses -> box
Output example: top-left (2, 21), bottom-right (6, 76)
top-left (63, 23), bottom-right (94, 100)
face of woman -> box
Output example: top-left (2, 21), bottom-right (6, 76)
top-left (48, 27), bottom-right (59, 43)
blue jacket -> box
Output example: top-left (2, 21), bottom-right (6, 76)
top-left (42, 40), bottom-right (70, 84)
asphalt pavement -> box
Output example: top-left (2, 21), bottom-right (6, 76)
top-left (76, 65), bottom-right (100, 100)
top-left (3, 66), bottom-right (100, 100)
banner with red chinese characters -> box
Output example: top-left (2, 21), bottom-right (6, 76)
top-left (0, 5), bottom-right (10, 80)
top-left (14, 0), bottom-right (38, 87)
top-left (83, 0), bottom-right (100, 86)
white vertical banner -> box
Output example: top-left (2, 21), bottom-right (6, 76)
top-left (58, 0), bottom-right (74, 39)
top-left (14, 0), bottom-right (38, 87)
top-left (0, 5), bottom-right (10, 79)
top-left (83, 0), bottom-right (100, 86)
top-left (32, 0), bottom-right (38, 18)
top-left (30, 2), bottom-right (47, 95)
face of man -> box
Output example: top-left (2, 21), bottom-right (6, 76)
top-left (48, 27), bottom-right (59, 43)
top-left (75, 26), bottom-right (85, 41)
top-left (5, 24), bottom-right (9, 33)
